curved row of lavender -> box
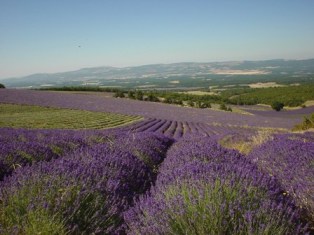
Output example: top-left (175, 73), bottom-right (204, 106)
top-left (0, 89), bottom-right (307, 128)
top-left (0, 89), bottom-right (313, 233)
top-left (125, 136), bottom-right (310, 234)
top-left (0, 127), bottom-right (313, 233)
top-left (0, 118), bottom-right (242, 181)
top-left (0, 118), bottom-right (243, 182)
top-left (0, 129), bottom-right (173, 234)
top-left (0, 128), bottom-right (91, 180)
top-left (248, 133), bottom-right (314, 229)
top-left (0, 126), bottom-right (174, 183)
top-left (121, 118), bottom-right (258, 140)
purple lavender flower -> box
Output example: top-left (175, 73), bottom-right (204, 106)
top-left (0, 131), bottom-right (172, 234)
top-left (125, 137), bottom-right (309, 234)
top-left (248, 132), bottom-right (314, 229)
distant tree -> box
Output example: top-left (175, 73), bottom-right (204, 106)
top-left (202, 101), bottom-right (211, 108)
top-left (128, 91), bottom-right (135, 99)
top-left (220, 103), bottom-right (228, 111)
top-left (236, 97), bottom-right (244, 105)
top-left (174, 100), bottom-right (183, 106)
top-left (196, 101), bottom-right (211, 109)
top-left (113, 90), bottom-right (125, 98)
top-left (195, 100), bottom-right (202, 108)
top-left (135, 91), bottom-right (144, 100)
top-left (220, 103), bottom-right (232, 112)
top-left (147, 93), bottom-right (159, 102)
top-left (271, 101), bottom-right (284, 111)
top-left (0, 83), bottom-right (5, 88)
top-left (187, 100), bottom-right (194, 107)
top-left (162, 98), bottom-right (183, 105)
top-left (163, 97), bottom-right (172, 104)
top-left (285, 99), bottom-right (303, 107)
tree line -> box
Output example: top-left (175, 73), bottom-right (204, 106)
top-left (222, 85), bottom-right (314, 107)
top-left (38, 84), bottom-right (314, 112)
top-left (114, 90), bottom-right (232, 111)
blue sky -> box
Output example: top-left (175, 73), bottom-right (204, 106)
top-left (1, 0), bottom-right (314, 78)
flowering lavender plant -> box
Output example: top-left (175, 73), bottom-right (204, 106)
top-left (249, 133), bottom-right (314, 229)
top-left (125, 137), bottom-right (309, 234)
top-left (0, 131), bottom-right (172, 234)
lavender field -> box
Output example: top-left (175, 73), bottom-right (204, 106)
top-left (0, 89), bottom-right (313, 234)
top-left (0, 89), bottom-right (309, 128)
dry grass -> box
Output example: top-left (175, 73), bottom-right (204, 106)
top-left (179, 91), bottom-right (218, 96)
top-left (248, 82), bottom-right (286, 88)
top-left (304, 100), bottom-right (314, 107)
top-left (284, 100), bottom-right (314, 110)
top-left (220, 129), bottom-right (278, 155)
top-left (211, 69), bottom-right (270, 75)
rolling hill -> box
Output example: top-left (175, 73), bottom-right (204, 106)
top-left (1, 59), bottom-right (314, 89)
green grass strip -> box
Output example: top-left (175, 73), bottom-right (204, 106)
top-left (0, 103), bottom-right (142, 129)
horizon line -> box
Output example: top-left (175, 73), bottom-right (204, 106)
top-left (1, 57), bottom-right (314, 80)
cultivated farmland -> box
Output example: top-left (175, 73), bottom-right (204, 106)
top-left (0, 89), bottom-right (309, 128)
top-left (0, 89), bottom-right (313, 234)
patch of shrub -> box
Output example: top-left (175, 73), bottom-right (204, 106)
top-left (135, 91), bottom-right (144, 100)
top-left (220, 103), bottom-right (232, 112)
top-left (128, 91), bottom-right (135, 99)
top-left (146, 93), bottom-right (159, 102)
top-left (113, 90), bottom-right (125, 98)
top-left (271, 101), bottom-right (284, 111)
top-left (293, 113), bottom-right (314, 131)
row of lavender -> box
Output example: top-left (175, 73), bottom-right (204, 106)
top-left (122, 118), bottom-right (257, 140)
top-left (0, 127), bottom-right (173, 234)
top-left (0, 117), bottom-right (251, 182)
top-left (249, 133), bottom-right (314, 229)
top-left (0, 126), bottom-right (313, 233)
top-left (125, 134), bottom-right (313, 234)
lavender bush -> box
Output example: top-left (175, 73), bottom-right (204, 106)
top-left (0, 128), bottom-right (91, 180)
top-left (0, 132), bottom-right (172, 234)
top-left (248, 133), bottom-right (314, 229)
top-left (125, 137), bottom-right (309, 234)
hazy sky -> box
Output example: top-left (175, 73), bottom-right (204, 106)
top-left (1, 0), bottom-right (314, 79)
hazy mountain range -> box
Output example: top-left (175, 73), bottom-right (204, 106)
top-left (1, 59), bottom-right (314, 89)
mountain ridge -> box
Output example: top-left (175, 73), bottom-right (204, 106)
top-left (1, 58), bottom-right (314, 88)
